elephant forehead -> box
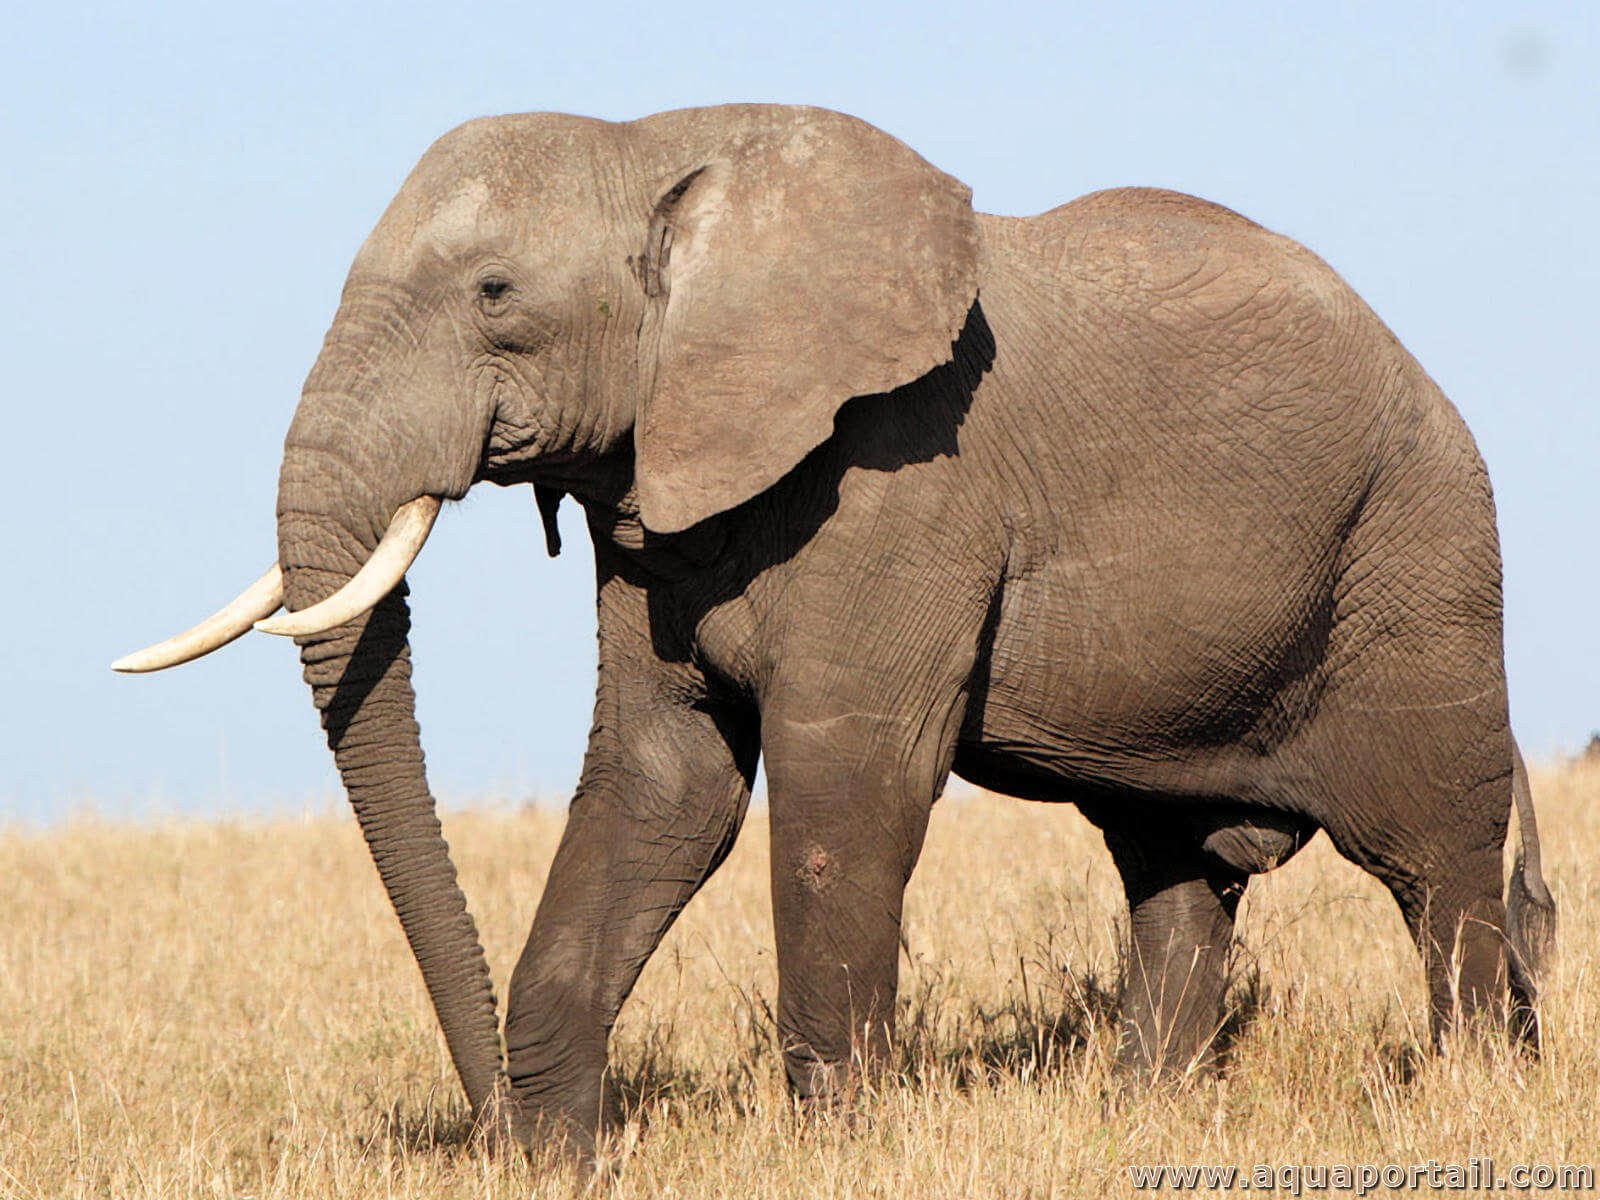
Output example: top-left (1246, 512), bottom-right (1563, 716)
top-left (356, 171), bottom-right (607, 277)
top-left (418, 178), bottom-right (495, 250)
top-left (353, 113), bottom-right (638, 279)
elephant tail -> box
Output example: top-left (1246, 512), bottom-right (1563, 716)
top-left (1506, 737), bottom-right (1556, 1029)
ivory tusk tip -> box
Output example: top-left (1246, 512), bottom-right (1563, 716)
top-left (253, 614), bottom-right (300, 636)
top-left (111, 565), bottom-right (286, 673)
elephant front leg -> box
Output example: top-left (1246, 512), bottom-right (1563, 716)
top-left (762, 704), bottom-right (957, 1107)
top-left (1100, 822), bottom-right (1247, 1077)
top-left (502, 692), bottom-right (757, 1156)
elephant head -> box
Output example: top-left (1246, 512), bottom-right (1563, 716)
top-left (114, 105), bottom-right (981, 1124)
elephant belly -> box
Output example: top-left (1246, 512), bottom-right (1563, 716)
top-left (960, 531), bottom-right (1335, 797)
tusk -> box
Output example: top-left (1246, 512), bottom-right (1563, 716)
top-left (255, 496), bottom-right (442, 638)
top-left (112, 566), bottom-right (285, 673)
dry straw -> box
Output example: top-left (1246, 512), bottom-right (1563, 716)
top-left (2, 761), bottom-right (1595, 1197)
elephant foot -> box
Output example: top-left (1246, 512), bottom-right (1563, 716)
top-left (787, 1052), bottom-right (853, 1101)
top-left (785, 1051), bottom-right (876, 1132)
top-left (469, 1078), bottom-right (519, 1156)
top-left (1115, 1014), bottom-right (1228, 1084)
top-left (505, 1079), bottom-right (623, 1171)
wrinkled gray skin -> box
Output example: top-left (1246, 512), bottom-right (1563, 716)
top-left (271, 105), bottom-right (1552, 1152)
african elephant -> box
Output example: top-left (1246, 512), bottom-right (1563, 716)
top-left (116, 104), bottom-right (1554, 1153)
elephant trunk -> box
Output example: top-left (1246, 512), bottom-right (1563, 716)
top-left (276, 394), bottom-right (504, 1122)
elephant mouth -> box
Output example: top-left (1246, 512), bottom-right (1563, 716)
top-left (111, 494), bottom-right (443, 672)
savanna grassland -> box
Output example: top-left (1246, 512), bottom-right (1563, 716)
top-left (2, 761), bottom-right (1597, 1198)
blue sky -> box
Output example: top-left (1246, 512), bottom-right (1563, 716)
top-left (3, 2), bottom-right (1595, 822)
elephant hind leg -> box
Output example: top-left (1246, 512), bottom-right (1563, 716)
top-left (1422, 881), bottom-right (1511, 1041)
top-left (1356, 847), bottom-right (1510, 1045)
top-left (1302, 439), bottom-right (1517, 1044)
top-left (1099, 818), bottom-right (1249, 1078)
top-left (1293, 707), bottom-right (1515, 1045)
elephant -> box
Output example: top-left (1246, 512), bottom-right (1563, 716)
top-left (116, 104), bottom-right (1554, 1154)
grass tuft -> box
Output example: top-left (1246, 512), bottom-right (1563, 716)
top-left (2, 761), bottom-right (1596, 1196)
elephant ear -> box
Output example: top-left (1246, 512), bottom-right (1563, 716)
top-left (633, 107), bottom-right (980, 534)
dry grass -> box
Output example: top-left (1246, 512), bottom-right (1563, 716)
top-left (2, 761), bottom-right (1597, 1197)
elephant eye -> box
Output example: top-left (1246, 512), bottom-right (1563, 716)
top-left (477, 278), bottom-right (512, 303)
